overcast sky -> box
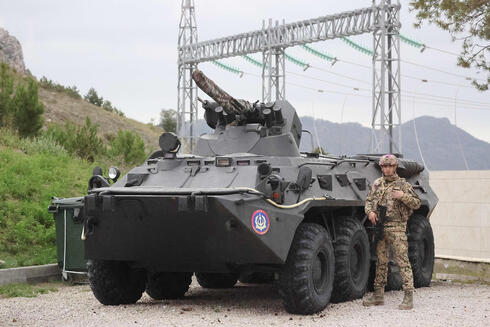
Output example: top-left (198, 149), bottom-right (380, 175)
top-left (1, 0), bottom-right (489, 143)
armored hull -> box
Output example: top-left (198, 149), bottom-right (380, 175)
top-left (84, 151), bottom-right (436, 271)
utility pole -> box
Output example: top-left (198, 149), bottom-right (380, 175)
top-left (262, 19), bottom-right (286, 103)
top-left (177, 0), bottom-right (198, 151)
top-left (371, 0), bottom-right (401, 154)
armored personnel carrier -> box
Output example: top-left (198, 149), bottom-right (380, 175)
top-left (82, 70), bottom-right (437, 314)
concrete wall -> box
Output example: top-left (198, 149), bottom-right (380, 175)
top-left (429, 170), bottom-right (490, 263)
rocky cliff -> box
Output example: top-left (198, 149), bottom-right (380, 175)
top-left (0, 28), bottom-right (25, 73)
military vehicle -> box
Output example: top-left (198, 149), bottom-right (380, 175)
top-left (81, 69), bottom-right (437, 314)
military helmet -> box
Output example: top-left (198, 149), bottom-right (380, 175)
top-left (379, 154), bottom-right (398, 166)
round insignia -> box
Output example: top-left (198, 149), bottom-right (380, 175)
top-left (251, 209), bottom-right (270, 235)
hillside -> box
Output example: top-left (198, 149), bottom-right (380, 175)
top-left (39, 87), bottom-right (161, 151)
top-left (0, 129), bottom-right (98, 268)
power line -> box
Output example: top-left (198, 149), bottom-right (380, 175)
top-left (402, 89), bottom-right (490, 106)
top-left (402, 74), bottom-right (476, 89)
top-left (309, 65), bottom-right (371, 85)
top-left (310, 37), bottom-right (484, 82)
top-left (215, 63), bottom-right (490, 110)
top-left (400, 98), bottom-right (490, 110)
top-left (425, 46), bottom-right (460, 57)
top-left (207, 57), bottom-right (490, 110)
top-left (401, 59), bottom-right (486, 82)
top-left (287, 71), bottom-right (369, 91)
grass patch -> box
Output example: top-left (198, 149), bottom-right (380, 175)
top-left (0, 129), bottom-right (114, 268)
top-left (0, 282), bottom-right (60, 298)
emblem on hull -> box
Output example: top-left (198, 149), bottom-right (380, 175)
top-left (251, 209), bottom-right (270, 235)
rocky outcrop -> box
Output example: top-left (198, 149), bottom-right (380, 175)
top-left (0, 28), bottom-right (25, 73)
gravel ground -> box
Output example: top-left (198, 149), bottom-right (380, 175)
top-left (1, 279), bottom-right (489, 327)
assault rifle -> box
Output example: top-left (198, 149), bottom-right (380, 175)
top-left (375, 205), bottom-right (387, 243)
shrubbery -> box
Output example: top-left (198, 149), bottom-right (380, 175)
top-left (0, 62), bottom-right (44, 137)
top-left (13, 78), bottom-right (44, 138)
top-left (38, 76), bottom-right (81, 99)
top-left (46, 117), bottom-right (105, 161)
top-left (84, 87), bottom-right (125, 117)
top-left (0, 62), bottom-right (150, 268)
top-left (46, 118), bottom-right (147, 165)
top-left (0, 128), bottom-right (97, 267)
top-left (109, 129), bottom-right (147, 165)
top-left (39, 77), bottom-right (125, 116)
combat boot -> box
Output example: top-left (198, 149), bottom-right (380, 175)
top-left (398, 290), bottom-right (413, 310)
top-left (362, 288), bottom-right (384, 306)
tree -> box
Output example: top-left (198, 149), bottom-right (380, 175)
top-left (109, 130), bottom-right (146, 164)
top-left (70, 117), bottom-right (104, 161)
top-left (409, 0), bottom-right (489, 90)
top-left (159, 109), bottom-right (177, 133)
top-left (12, 77), bottom-right (44, 137)
top-left (84, 87), bottom-right (104, 106)
top-left (102, 100), bottom-right (114, 112)
top-left (0, 62), bottom-right (14, 127)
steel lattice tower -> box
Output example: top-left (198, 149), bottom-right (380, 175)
top-left (262, 19), bottom-right (286, 103)
top-left (178, 1), bottom-right (402, 154)
top-left (371, 0), bottom-right (401, 154)
top-left (177, 0), bottom-right (198, 151)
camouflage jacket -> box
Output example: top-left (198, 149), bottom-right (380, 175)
top-left (365, 174), bottom-right (421, 229)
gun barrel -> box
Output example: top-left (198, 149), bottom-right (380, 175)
top-left (192, 69), bottom-right (252, 116)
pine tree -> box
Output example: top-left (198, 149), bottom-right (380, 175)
top-left (12, 78), bottom-right (44, 137)
top-left (84, 87), bottom-right (104, 106)
top-left (0, 62), bottom-right (14, 127)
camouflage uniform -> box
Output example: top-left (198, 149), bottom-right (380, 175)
top-left (365, 156), bottom-right (421, 292)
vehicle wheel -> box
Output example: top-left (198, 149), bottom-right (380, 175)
top-left (87, 259), bottom-right (146, 305)
top-left (195, 272), bottom-right (238, 289)
top-left (330, 217), bottom-right (370, 303)
top-left (278, 223), bottom-right (335, 315)
top-left (146, 272), bottom-right (192, 300)
top-left (408, 214), bottom-right (435, 288)
top-left (239, 272), bottom-right (275, 284)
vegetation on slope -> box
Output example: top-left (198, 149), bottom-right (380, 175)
top-left (0, 130), bottom-right (98, 267)
top-left (0, 63), bottom-right (160, 268)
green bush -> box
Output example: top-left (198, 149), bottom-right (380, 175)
top-left (0, 62), bottom-right (15, 127)
top-left (1, 63), bottom-right (45, 137)
top-left (12, 77), bottom-right (44, 137)
top-left (38, 76), bottom-right (81, 99)
top-left (45, 117), bottom-right (105, 161)
top-left (102, 100), bottom-right (125, 117)
top-left (109, 130), bottom-right (146, 164)
top-left (84, 87), bottom-right (103, 106)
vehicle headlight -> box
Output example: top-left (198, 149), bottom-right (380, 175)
top-left (108, 167), bottom-right (121, 182)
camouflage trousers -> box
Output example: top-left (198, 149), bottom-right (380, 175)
top-left (374, 230), bottom-right (414, 291)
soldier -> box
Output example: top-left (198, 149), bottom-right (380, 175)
top-left (362, 154), bottom-right (421, 310)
